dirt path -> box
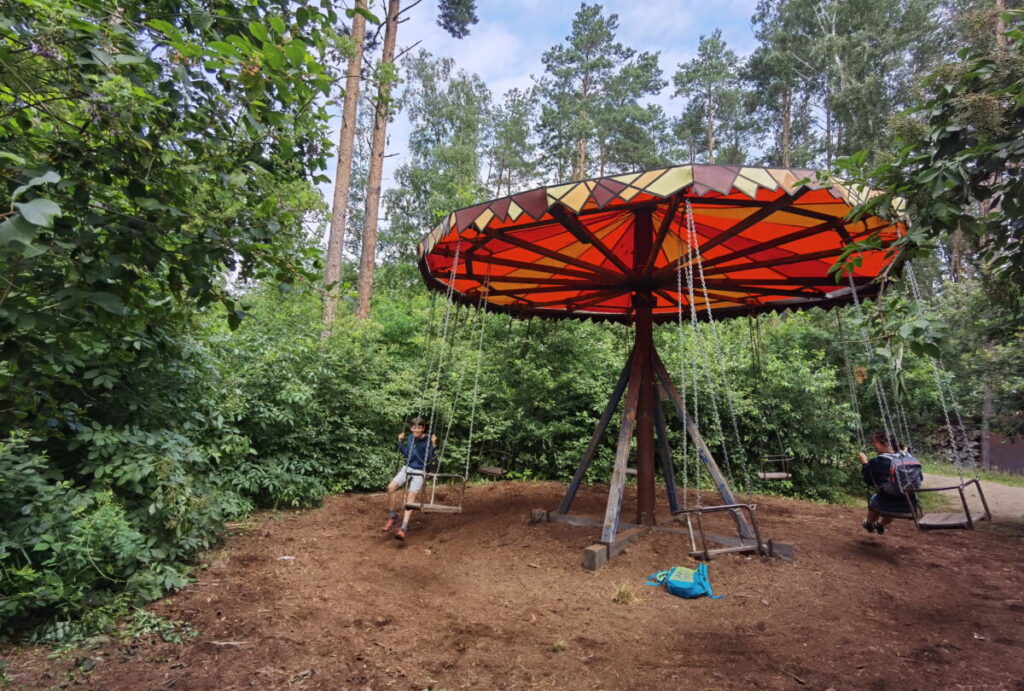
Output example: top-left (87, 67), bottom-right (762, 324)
top-left (925, 473), bottom-right (1024, 523)
top-left (6, 482), bottom-right (1024, 689)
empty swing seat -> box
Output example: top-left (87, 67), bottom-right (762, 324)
top-left (757, 454), bottom-right (792, 481)
top-left (916, 510), bottom-right (989, 530)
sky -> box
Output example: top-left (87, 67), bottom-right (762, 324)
top-left (321, 0), bottom-right (761, 233)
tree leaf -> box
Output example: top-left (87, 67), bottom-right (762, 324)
top-left (88, 292), bottom-right (127, 315)
top-left (248, 21), bottom-right (270, 43)
top-left (12, 170), bottom-right (61, 202)
top-left (0, 215), bottom-right (38, 246)
top-left (13, 198), bottom-right (61, 227)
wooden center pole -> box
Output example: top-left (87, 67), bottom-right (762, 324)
top-left (634, 208), bottom-right (656, 526)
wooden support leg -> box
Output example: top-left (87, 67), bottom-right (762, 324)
top-left (653, 393), bottom-right (680, 513)
top-left (651, 350), bottom-right (755, 541)
top-left (601, 351), bottom-right (643, 544)
top-left (556, 352), bottom-right (634, 515)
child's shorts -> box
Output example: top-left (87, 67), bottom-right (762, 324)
top-left (392, 466), bottom-right (425, 493)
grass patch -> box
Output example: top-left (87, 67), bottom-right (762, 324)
top-left (611, 583), bottom-right (640, 605)
top-left (919, 458), bottom-right (1024, 488)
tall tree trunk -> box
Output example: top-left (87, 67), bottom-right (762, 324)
top-left (705, 87), bottom-right (715, 162)
top-left (824, 92), bottom-right (833, 168)
top-left (321, 2), bottom-right (367, 335)
top-left (575, 137), bottom-right (587, 181)
top-left (780, 86), bottom-right (792, 168)
top-left (981, 343), bottom-right (995, 469)
top-left (995, 0), bottom-right (1006, 48)
top-left (356, 0), bottom-right (400, 320)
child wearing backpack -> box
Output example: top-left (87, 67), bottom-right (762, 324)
top-left (858, 429), bottom-right (923, 534)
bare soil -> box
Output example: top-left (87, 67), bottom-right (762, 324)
top-left (5, 481), bottom-right (1024, 690)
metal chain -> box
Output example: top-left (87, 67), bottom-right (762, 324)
top-left (847, 272), bottom-right (899, 449)
top-left (463, 284), bottom-right (490, 479)
top-left (905, 261), bottom-right (974, 480)
top-left (835, 309), bottom-right (867, 448)
top-left (674, 218), bottom-right (691, 508)
top-left (682, 202), bottom-right (703, 506)
top-left (686, 200), bottom-right (749, 496)
top-left (423, 243), bottom-right (462, 468)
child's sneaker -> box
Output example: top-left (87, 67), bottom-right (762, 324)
top-left (395, 528), bottom-right (407, 541)
top-left (874, 522), bottom-right (886, 535)
top-left (382, 517), bottom-right (396, 532)
top-left (861, 519), bottom-right (876, 533)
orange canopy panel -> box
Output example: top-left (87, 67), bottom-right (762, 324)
top-left (418, 164), bottom-right (906, 323)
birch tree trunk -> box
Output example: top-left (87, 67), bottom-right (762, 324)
top-left (321, 1), bottom-right (366, 335)
top-left (356, 0), bottom-right (400, 320)
top-left (780, 86), bottom-right (792, 168)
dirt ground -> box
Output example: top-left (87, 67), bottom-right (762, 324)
top-left (5, 481), bottom-right (1024, 690)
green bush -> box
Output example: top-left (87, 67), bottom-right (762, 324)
top-left (0, 437), bottom-right (187, 639)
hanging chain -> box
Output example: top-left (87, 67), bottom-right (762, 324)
top-left (675, 214), bottom-right (690, 508)
top-left (686, 199), bottom-right (750, 496)
top-left (423, 243), bottom-right (462, 465)
top-left (835, 309), bottom-right (867, 448)
top-left (463, 281), bottom-right (490, 479)
top-left (847, 271), bottom-right (899, 449)
top-left (905, 261), bottom-right (973, 480)
top-left (683, 200), bottom-right (703, 506)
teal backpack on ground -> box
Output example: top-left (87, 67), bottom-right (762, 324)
top-left (645, 564), bottom-right (723, 600)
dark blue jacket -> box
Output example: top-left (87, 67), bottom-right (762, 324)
top-left (398, 435), bottom-right (435, 470)
top-left (862, 454), bottom-right (917, 513)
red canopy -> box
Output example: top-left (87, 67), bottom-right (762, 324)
top-left (419, 164), bottom-right (905, 323)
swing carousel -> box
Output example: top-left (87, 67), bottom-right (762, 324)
top-left (418, 164), bottom-right (908, 568)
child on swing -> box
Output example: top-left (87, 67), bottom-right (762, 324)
top-left (857, 429), bottom-right (922, 534)
top-left (383, 416), bottom-right (437, 540)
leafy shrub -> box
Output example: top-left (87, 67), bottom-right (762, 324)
top-left (219, 455), bottom-right (329, 509)
top-left (0, 437), bottom-right (187, 640)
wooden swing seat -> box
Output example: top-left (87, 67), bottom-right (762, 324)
top-left (875, 478), bottom-right (991, 530)
top-left (757, 454), bottom-right (792, 481)
top-left (917, 510), bottom-right (988, 530)
top-left (405, 502), bottom-right (463, 514)
top-left (478, 465), bottom-right (506, 478)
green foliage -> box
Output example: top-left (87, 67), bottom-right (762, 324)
top-left (0, 0), bottom-right (340, 640)
top-left (0, 436), bottom-right (182, 639)
top-left (840, 10), bottom-right (1024, 287)
top-left (673, 29), bottom-right (752, 163)
top-left (436, 0), bottom-right (479, 39)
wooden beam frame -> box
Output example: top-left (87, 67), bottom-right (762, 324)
top-left (697, 188), bottom-right (809, 255)
top-left (477, 225), bottom-right (623, 281)
top-left (549, 203), bottom-right (635, 277)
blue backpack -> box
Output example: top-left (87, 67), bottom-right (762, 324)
top-left (645, 564), bottom-right (723, 599)
top-left (879, 452), bottom-right (923, 496)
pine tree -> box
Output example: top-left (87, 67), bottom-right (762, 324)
top-left (535, 3), bottom-right (664, 180)
top-left (322, 1), bottom-right (368, 334)
top-left (672, 29), bottom-right (749, 164)
top-left (355, 0), bottom-right (479, 318)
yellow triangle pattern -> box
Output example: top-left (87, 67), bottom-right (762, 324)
top-left (507, 201), bottom-right (524, 222)
top-left (646, 166), bottom-right (693, 197)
